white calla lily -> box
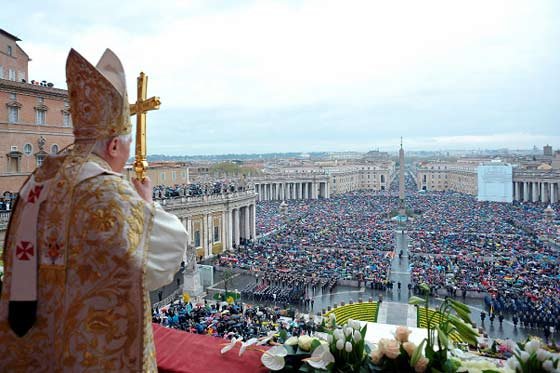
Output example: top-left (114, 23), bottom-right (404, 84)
top-left (304, 344), bottom-right (336, 370)
top-left (261, 345), bottom-right (288, 371)
top-left (221, 337), bottom-right (240, 354)
top-left (239, 338), bottom-right (258, 356)
top-left (257, 331), bottom-right (277, 346)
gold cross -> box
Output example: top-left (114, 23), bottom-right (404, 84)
top-left (130, 72), bottom-right (161, 180)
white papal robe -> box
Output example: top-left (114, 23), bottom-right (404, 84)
top-left (0, 153), bottom-right (187, 372)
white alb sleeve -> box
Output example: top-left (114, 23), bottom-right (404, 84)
top-left (145, 203), bottom-right (188, 291)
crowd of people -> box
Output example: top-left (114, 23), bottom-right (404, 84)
top-left (152, 180), bottom-right (250, 200)
top-left (152, 300), bottom-right (316, 342)
top-left (0, 192), bottom-right (17, 212)
top-left (219, 172), bottom-right (559, 332)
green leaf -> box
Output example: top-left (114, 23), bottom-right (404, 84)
top-left (279, 329), bottom-right (288, 342)
top-left (409, 296), bottom-right (426, 305)
top-left (448, 298), bottom-right (471, 314)
top-left (411, 338), bottom-right (426, 366)
top-left (436, 325), bottom-right (449, 349)
top-left (310, 339), bottom-right (321, 352)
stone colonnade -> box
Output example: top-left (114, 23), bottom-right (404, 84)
top-left (513, 180), bottom-right (559, 204)
top-left (254, 181), bottom-right (330, 202)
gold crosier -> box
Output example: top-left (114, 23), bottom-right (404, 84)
top-left (130, 72), bottom-right (161, 180)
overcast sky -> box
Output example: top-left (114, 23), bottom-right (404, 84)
top-left (3, 0), bottom-right (559, 155)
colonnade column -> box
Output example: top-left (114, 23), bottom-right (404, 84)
top-left (234, 208), bottom-right (240, 248)
top-left (251, 204), bottom-right (256, 239)
top-left (202, 213), bottom-right (209, 257)
top-left (523, 182), bottom-right (529, 202)
top-left (514, 182), bottom-right (519, 201)
top-left (541, 182), bottom-right (547, 203)
top-left (532, 182), bottom-right (538, 202)
top-left (227, 209), bottom-right (233, 250)
top-left (551, 183), bottom-right (557, 204)
top-left (244, 205), bottom-right (250, 241)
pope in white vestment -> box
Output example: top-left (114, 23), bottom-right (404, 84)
top-left (0, 49), bottom-right (187, 372)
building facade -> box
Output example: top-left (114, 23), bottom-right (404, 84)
top-left (253, 161), bottom-right (396, 201)
top-left (416, 157), bottom-right (560, 204)
top-left (160, 191), bottom-right (257, 258)
top-left (0, 29), bottom-right (72, 193)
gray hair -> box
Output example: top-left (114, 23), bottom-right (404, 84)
top-left (91, 133), bottom-right (133, 156)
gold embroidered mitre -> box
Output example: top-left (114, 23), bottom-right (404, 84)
top-left (66, 48), bottom-right (132, 141)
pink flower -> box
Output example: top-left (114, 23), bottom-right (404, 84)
top-left (384, 339), bottom-right (401, 359)
top-left (371, 349), bottom-right (383, 364)
top-left (395, 326), bottom-right (412, 343)
top-left (414, 356), bottom-right (429, 373)
top-left (403, 342), bottom-right (416, 357)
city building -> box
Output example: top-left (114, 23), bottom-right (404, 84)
top-left (416, 153), bottom-right (560, 204)
top-left (0, 29), bottom-right (72, 193)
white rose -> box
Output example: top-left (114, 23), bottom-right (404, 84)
top-left (333, 329), bottom-right (344, 341)
top-left (537, 349), bottom-right (551, 362)
top-left (542, 360), bottom-right (553, 372)
top-left (525, 340), bottom-right (540, 355)
top-left (285, 336), bottom-right (299, 346)
top-left (505, 357), bottom-right (519, 371)
top-left (353, 330), bottom-right (362, 343)
top-left (298, 335), bottom-right (313, 351)
top-left (345, 341), bottom-right (353, 352)
top-left (336, 339), bottom-right (345, 350)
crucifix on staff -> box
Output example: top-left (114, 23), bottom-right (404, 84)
top-left (130, 72), bottom-right (161, 180)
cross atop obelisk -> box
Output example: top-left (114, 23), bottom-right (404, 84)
top-left (398, 137), bottom-right (405, 216)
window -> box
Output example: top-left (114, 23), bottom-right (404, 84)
top-left (7, 151), bottom-right (21, 173)
top-left (172, 171), bottom-right (177, 181)
top-left (9, 93), bottom-right (16, 100)
top-left (51, 144), bottom-right (59, 154)
top-left (8, 69), bottom-right (15, 81)
top-left (36, 154), bottom-right (46, 168)
top-left (63, 112), bottom-right (71, 127)
top-left (0, 65), bottom-right (3, 79)
top-left (160, 172), bottom-right (165, 181)
top-left (7, 45), bottom-right (12, 56)
top-left (37, 97), bottom-right (44, 104)
top-left (36, 110), bottom-right (46, 125)
top-left (23, 143), bottom-right (33, 155)
top-left (213, 226), bottom-right (220, 242)
top-left (8, 106), bottom-right (18, 123)
top-left (194, 231), bottom-right (201, 247)
top-left (18, 71), bottom-right (25, 82)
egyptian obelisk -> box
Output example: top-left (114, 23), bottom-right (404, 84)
top-left (398, 137), bottom-right (405, 216)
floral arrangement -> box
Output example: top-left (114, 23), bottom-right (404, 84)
top-left (368, 325), bottom-right (432, 372)
top-left (219, 286), bottom-right (557, 372)
top-left (503, 338), bottom-right (560, 373)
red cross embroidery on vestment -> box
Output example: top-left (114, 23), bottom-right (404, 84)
top-left (27, 185), bottom-right (44, 204)
top-left (16, 241), bottom-right (34, 261)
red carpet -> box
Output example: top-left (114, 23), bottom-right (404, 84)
top-left (153, 324), bottom-right (269, 373)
